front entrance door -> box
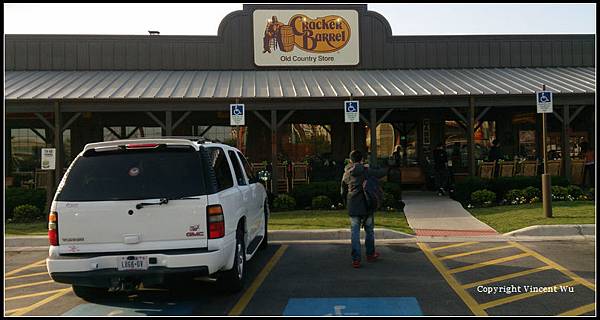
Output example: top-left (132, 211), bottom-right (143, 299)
top-left (392, 122), bottom-right (419, 167)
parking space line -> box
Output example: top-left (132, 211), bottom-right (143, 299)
top-left (228, 245), bottom-right (289, 316)
top-left (6, 280), bottom-right (55, 290)
top-left (5, 271), bottom-right (49, 280)
top-left (559, 303), bottom-right (596, 316)
top-left (5, 289), bottom-right (68, 302)
top-left (448, 253), bottom-right (531, 274)
top-left (479, 280), bottom-right (578, 310)
top-left (429, 242), bottom-right (479, 252)
top-left (461, 265), bottom-right (554, 289)
top-left (509, 241), bottom-right (596, 292)
top-left (439, 245), bottom-right (515, 261)
top-left (5, 259), bottom-right (47, 277)
top-left (9, 287), bottom-right (72, 316)
top-left (417, 242), bottom-right (488, 316)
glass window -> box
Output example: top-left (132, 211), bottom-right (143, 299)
top-left (237, 151), bottom-right (256, 183)
top-left (57, 147), bottom-right (206, 201)
top-left (103, 127), bottom-right (162, 141)
top-left (11, 128), bottom-right (47, 173)
top-left (228, 150), bottom-right (247, 186)
top-left (207, 147), bottom-right (234, 191)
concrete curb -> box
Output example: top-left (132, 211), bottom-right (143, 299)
top-left (269, 228), bottom-right (414, 241)
top-left (503, 224), bottom-right (596, 237)
top-left (5, 225), bottom-right (595, 250)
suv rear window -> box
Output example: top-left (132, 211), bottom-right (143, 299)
top-left (56, 147), bottom-right (206, 201)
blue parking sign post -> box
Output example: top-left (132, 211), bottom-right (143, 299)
top-left (537, 86), bottom-right (553, 218)
top-left (345, 100), bottom-right (359, 150)
top-left (230, 104), bottom-right (245, 126)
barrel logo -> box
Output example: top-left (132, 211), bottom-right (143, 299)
top-left (262, 14), bottom-right (351, 54)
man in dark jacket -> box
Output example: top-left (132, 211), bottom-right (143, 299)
top-left (341, 150), bottom-right (388, 268)
top-left (433, 143), bottom-right (449, 196)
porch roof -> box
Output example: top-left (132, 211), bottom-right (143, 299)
top-left (5, 67), bottom-right (594, 101)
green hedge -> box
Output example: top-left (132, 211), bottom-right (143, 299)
top-left (311, 196), bottom-right (333, 210)
top-left (12, 204), bottom-right (44, 223)
top-left (272, 194), bottom-right (297, 211)
top-left (5, 188), bottom-right (47, 221)
top-left (452, 176), bottom-right (569, 205)
top-left (291, 181), bottom-right (341, 209)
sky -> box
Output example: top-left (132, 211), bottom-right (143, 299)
top-left (3, 3), bottom-right (596, 36)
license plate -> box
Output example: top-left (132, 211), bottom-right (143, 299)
top-left (118, 256), bottom-right (149, 271)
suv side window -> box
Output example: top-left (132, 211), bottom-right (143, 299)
top-left (207, 147), bottom-right (234, 191)
top-left (228, 150), bottom-right (247, 186)
top-left (237, 152), bottom-right (257, 183)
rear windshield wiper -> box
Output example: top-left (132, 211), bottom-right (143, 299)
top-left (135, 196), bottom-right (201, 209)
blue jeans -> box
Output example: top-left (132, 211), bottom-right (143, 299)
top-left (350, 215), bottom-right (375, 261)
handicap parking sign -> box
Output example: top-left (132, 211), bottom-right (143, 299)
top-left (536, 91), bottom-right (553, 113)
top-left (344, 100), bottom-right (359, 123)
top-left (230, 104), bottom-right (245, 126)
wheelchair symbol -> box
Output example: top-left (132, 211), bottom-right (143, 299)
top-left (538, 92), bottom-right (551, 103)
top-left (232, 105), bottom-right (243, 116)
top-left (346, 102), bottom-right (357, 113)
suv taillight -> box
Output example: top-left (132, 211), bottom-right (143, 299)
top-left (207, 205), bottom-right (225, 239)
top-left (48, 211), bottom-right (58, 246)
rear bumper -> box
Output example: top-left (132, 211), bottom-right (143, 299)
top-left (47, 235), bottom-right (236, 287)
top-left (50, 266), bottom-right (209, 288)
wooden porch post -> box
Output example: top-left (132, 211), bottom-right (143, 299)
top-left (468, 98), bottom-right (476, 176)
top-left (271, 110), bottom-right (278, 196)
top-left (370, 108), bottom-right (377, 166)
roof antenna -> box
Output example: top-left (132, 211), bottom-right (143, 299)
top-left (148, 30), bottom-right (160, 35)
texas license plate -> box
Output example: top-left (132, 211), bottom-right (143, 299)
top-left (118, 256), bottom-right (149, 271)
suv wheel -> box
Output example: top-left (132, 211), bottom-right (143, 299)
top-left (218, 227), bottom-right (246, 292)
top-left (72, 285), bottom-right (109, 301)
top-left (259, 200), bottom-right (269, 250)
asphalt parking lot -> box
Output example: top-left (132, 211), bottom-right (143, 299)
top-left (4, 241), bottom-right (596, 316)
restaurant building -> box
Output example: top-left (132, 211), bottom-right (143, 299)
top-left (4, 4), bottom-right (596, 194)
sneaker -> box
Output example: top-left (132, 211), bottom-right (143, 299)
top-left (367, 252), bottom-right (380, 262)
top-left (352, 260), bottom-right (361, 268)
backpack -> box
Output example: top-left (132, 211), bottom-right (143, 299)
top-left (362, 169), bottom-right (384, 212)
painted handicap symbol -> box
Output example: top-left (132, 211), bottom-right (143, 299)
top-left (324, 305), bottom-right (359, 316)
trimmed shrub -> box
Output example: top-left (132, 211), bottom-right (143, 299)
top-left (471, 189), bottom-right (496, 207)
top-left (505, 189), bottom-right (526, 205)
top-left (567, 185), bottom-right (584, 199)
top-left (452, 177), bottom-right (487, 204)
top-left (551, 186), bottom-right (569, 201)
top-left (291, 181), bottom-right (341, 209)
top-left (5, 188), bottom-right (47, 221)
top-left (311, 195), bottom-right (333, 210)
top-left (522, 186), bottom-right (541, 201)
top-left (12, 204), bottom-right (43, 223)
top-left (272, 194), bottom-right (297, 211)
top-left (382, 192), bottom-right (397, 210)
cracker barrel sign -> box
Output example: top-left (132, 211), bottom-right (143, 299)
top-left (253, 10), bottom-right (359, 66)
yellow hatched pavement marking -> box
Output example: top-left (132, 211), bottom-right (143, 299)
top-left (559, 303), bottom-right (596, 316)
top-left (448, 253), bottom-right (531, 274)
top-left (6, 280), bottom-right (55, 290)
top-left (418, 242), bottom-right (487, 316)
top-left (462, 265), bottom-right (554, 289)
top-left (479, 280), bottom-right (579, 310)
top-left (8, 287), bottom-right (71, 316)
top-left (509, 241), bottom-right (596, 292)
top-left (5, 289), bottom-right (68, 301)
top-left (429, 242), bottom-right (479, 252)
top-left (5, 271), bottom-right (49, 280)
top-left (439, 244), bottom-right (516, 261)
top-left (5, 259), bottom-right (47, 277)
top-left (228, 245), bottom-right (288, 316)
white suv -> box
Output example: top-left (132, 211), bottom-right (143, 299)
top-left (46, 138), bottom-right (269, 299)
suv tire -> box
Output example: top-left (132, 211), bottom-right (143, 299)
top-left (259, 200), bottom-right (269, 250)
top-left (72, 285), bottom-right (109, 301)
top-left (218, 227), bottom-right (246, 292)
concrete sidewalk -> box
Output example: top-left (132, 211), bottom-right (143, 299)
top-left (402, 191), bottom-right (499, 237)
